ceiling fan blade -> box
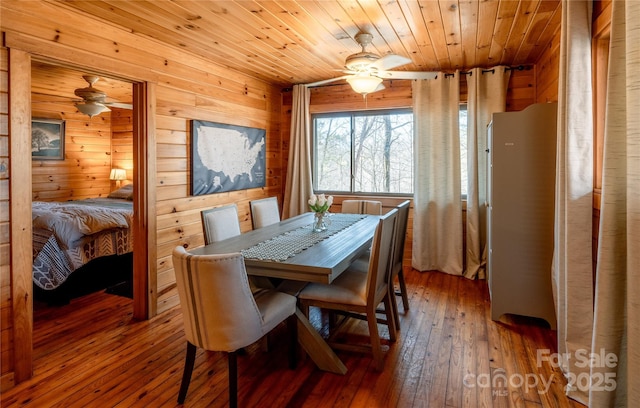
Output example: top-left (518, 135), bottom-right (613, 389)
top-left (305, 75), bottom-right (350, 87)
top-left (104, 102), bottom-right (133, 110)
top-left (370, 54), bottom-right (411, 71)
top-left (375, 71), bottom-right (438, 80)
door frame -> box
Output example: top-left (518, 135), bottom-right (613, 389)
top-left (8, 48), bottom-right (156, 382)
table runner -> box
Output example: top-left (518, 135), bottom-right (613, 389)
top-left (241, 213), bottom-right (367, 262)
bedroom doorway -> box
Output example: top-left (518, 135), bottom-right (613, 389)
top-left (31, 62), bottom-right (138, 308)
top-left (28, 59), bottom-right (153, 318)
top-left (8, 47), bottom-right (157, 383)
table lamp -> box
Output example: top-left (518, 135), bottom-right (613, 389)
top-left (109, 168), bottom-right (126, 188)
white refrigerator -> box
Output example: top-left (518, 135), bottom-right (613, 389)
top-left (486, 102), bottom-right (557, 329)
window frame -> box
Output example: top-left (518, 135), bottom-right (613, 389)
top-left (592, 14), bottom-right (610, 195)
top-left (311, 108), bottom-right (414, 197)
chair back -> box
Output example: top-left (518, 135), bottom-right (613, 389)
top-left (201, 204), bottom-right (241, 244)
top-left (341, 200), bottom-right (382, 215)
top-left (391, 200), bottom-right (410, 276)
top-left (172, 246), bottom-right (265, 352)
top-left (365, 209), bottom-right (398, 304)
top-left (250, 197), bottom-right (280, 229)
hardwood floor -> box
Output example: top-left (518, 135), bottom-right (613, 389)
top-left (2, 270), bottom-right (585, 407)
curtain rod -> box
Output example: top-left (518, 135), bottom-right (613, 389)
top-left (284, 64), bottom-right (532, 90)
top-left (444, 64), bottom-right (532, 78)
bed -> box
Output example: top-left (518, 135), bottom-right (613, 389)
top-left (32, 186), bottom-right (134, 303)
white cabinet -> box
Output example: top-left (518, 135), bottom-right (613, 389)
top-left (487, 103), bottom-right (557, 329)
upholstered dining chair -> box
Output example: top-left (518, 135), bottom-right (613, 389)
top-left (341, 199), bottom-right (383, 215)
top-left (298, 209), bottom-right (398, 371)
top-left (172, 246), bottom-right (298, 407)
top-left (202, 203), bottom-right (273, 295)
top-left (201, 204), bottom-right (241, 244)
top-left (250, 196), bottom-right (281, 229)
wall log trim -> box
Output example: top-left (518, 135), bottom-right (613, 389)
top-left (132, 82), bottom-right (156, 320)
top-left (9, 48), bottom-right (34, 385)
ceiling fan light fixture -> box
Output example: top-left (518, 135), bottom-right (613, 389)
top-left (76, 101), bottom-right (110, 118)
top-left (346, 74), bottom-right (383, 95)
top-left (344, 52), bottom-right (380, 71)
top-left (74, 75), bottom-right (108, 102)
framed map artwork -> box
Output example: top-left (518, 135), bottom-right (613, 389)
top-left (190, 120), bottom-right (266, 196)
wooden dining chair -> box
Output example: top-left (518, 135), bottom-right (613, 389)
top-left (172, 246), bottom-right (298, 407)
top-left (341, 199), bottom-right (383, 215)
top-left (201, 204), bottom-right (241, 244)
top-left (250, 196), bottom-right (280, 229)
top-left (298, 209), bottom-right (398, 371)
top-left (388, 200), bottom-right (411, 329)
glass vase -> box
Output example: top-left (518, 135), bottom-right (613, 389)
top-left (312, 211), bottom-right (328, 232)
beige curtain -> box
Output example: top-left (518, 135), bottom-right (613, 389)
top-left (464, 66), bottom-right (510, 279)
top-left (412, 73), bottom-right (463, 275)
top-left (553, 0), bottom-right (594, 404)
top-left (590, 1), bottom-right (640, 406)
top-left (282, 84), bottom-right (314, 219)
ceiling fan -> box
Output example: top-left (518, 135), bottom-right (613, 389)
top-left (73, 75), bottom-right (133, 117)
top-left (307, 32), bottom-right (437, 95)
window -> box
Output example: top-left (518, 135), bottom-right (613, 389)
top-left (459, 105), bottom-right (468, 197)
top-left (313, 107), bottom-right (468, 197)
top-left (313, 110), bottom-right (413, 194)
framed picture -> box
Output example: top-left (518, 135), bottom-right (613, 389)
top-left (191, 120), bottom-right (266, 196)
top-left (32, 118), bottom-right (65, 160)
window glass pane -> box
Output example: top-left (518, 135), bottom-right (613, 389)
top-left (314, 116), bottom-right (351, 191)
top-left (314, 108), bottom-right (468, 198)
top-left (353, 113), bottom-right (413, 193)
top-left (313, 110), bottom-right (413, 195)
top-left (459, 106), bottom-right (468, 197)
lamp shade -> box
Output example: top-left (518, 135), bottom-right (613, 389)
top-left (346, 74), bottom-right (383, 95)
top-left (109, 168), bottom-right (127, 181)
top-left (76, 101), bottom-right (110, 118)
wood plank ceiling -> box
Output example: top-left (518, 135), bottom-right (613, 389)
top-left (31, 62), bottom-right (134, 107)
top-left (57, 0), bottom-right (561, 89)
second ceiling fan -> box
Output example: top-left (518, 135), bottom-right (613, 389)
top-left (308, 32), bottom-right (437, 95)
top-left (74, 75), bottom-right (133, 117)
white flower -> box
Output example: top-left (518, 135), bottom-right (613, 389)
top-left (308, 193), bottom-right (333, 213)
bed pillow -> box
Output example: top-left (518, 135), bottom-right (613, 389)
top-left (108, 184), bottom-right (134, 200)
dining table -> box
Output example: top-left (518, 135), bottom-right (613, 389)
top-left (189, 211), bottom-right (381, 374)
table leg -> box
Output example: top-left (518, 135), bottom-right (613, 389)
top-left (294, 308), bottom-right (347, 375)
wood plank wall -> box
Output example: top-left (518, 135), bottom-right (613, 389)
top-left (110, 108), bottom-right (134, 189)
top-left (1, 1), bottom-right (284, 386)
top-left (535, 26), bottom-right (561, 104)
top-left (0, 46), bottom-right (13, 392)
top-left (31, 66), bottom-right (114, 202)
top-left (153, 87), bottom-right (282, 313)
top-left (303, 69), bottom-right (537, 114)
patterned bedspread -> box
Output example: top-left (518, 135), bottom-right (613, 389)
top-left (32, 199), bottom-right (134, 290)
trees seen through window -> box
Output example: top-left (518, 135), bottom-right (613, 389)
top-left (313, 110), bottom-right (413, 194)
